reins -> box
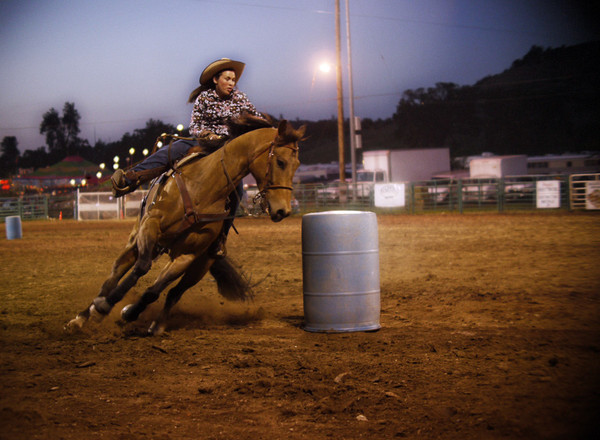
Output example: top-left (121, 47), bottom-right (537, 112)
top-left (170, 132), bottom-right (298, 232)
top-left (221, 138), bottom-right (298, 217)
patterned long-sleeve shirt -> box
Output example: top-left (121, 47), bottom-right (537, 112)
top-left (189, 89), bottom-right (262, 137)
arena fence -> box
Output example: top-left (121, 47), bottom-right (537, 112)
top-left (295, 174), bottom-right (599, 214)
top-left (0, 195), bottom-right (48, 221)
top-left (76, 189), bottom-right (148, 220)
top-left (1, 174), bottom-right (597, 223)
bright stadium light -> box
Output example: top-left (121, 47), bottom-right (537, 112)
top-left (177, 124), bottom-right (184, 131)
top-left (99, 163), bottom-right (106, 170)
top-left (143, 148), bottom-right (149, 156)
top-left (96, 171), bottom-right (102, 179)
top-left (319, 62), bottom-right (332, 73)
top-left (113, 156), bottom-right (120, 163)
top-left (113, 163), bottom-right (119, 170)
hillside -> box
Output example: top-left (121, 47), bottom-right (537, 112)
top-left (298, 41), bottom-right (600, 164)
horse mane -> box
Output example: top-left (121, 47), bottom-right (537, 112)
top-left (194, 113), bottom-right (275, 153)
top-left (196, 113), bottom-right (305, 154)
top-left (227, 112), bottom-right (277, 138)
top-left (228, 113), bottom-right (305, 145)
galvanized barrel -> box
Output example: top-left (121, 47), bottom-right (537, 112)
top-left (5, 215), bottom-right (23, 240)
top-left (302, 210), bottom-right (381, 332)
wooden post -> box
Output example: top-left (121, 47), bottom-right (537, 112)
top-left (335, 0), bottom-right (345, 183)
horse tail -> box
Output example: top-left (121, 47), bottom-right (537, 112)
top-left (209, 257), bottom-right (254, 302)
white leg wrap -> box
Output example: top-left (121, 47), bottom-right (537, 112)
top-left (89, 304), bottom-right (106, 322)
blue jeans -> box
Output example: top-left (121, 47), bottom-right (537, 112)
top-left (132, 139), bottom-right (195, 172)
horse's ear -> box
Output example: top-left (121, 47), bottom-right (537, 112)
top-left (296, 125), bottom-right (307, 140)
top-left (277, 119), bottom-right (288, 137)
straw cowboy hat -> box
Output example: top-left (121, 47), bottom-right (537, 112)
top-left (199, 58), bottom-right (245, 86)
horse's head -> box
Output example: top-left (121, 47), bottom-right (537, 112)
top-left (250, 120), bottom-right (304, 222)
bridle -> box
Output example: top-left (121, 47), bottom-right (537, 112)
top-left (221, 138), bottom-right (299, 215)
top-left (157, 131), bottom-right (300, 234)
top-left (253, 140), bottom-right (298, 213)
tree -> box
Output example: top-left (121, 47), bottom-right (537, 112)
top-left (20, 147), bottom-right (48, 170)
top-left (40, 107), bottom-right (63, 153)
top-left (39, 102), bottom-right (84, 158)
top-left (0, 136), bottom-right (20, 176)
top-left (89, 119), bottom-right (177, 167)
top-left (62, 102), bottom-right (81, 149)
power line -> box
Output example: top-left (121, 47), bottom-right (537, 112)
top-left (194, 0), bottom-right (553, 38)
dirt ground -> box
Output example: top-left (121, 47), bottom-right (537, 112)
top-left (1, 212), bottom-right (599, 439)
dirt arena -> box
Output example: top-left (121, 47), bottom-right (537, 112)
top-left (1, 212), bottom-right (599, 439)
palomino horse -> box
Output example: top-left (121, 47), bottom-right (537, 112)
top-left (66, 119), bottom-right (304, 335)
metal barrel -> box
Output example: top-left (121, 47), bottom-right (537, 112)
top-left (302, 210), bottom-right (381, 332)
top-left (5, 216), bottom-right (23, 240)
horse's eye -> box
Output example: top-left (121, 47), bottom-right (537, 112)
top-left (276, 158), bottom-right (286, 169)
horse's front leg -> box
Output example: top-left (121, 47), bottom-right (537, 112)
top-left (65, 237), bottom-right (138, 331)
top-left (88, 219), bottom-right (160, 322)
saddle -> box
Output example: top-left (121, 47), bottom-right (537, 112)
top-left (140, 150), bottom-right (231, 234)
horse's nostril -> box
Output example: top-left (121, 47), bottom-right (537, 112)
top-left (270, 209), bottom-right (288, 222)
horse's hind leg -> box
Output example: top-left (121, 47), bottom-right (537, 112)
top-left (147, 256), bottom-right (212, 335)
top-left (120, 252), bottom-right (209, 334)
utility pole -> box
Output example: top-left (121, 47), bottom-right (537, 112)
top-left (345, 0), bottom-right (357, 186)
top-left (335, 0), bottom-right (345, 183)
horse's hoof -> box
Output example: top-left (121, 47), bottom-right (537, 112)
top-left (64, 315), bottom-right (86, 332)
top-left (147, 321), bottom-right (165, 336)
top-left (121, 304), bottom-right (139, 322)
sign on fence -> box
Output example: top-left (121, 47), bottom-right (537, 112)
top-left (536, 180), bottom-right (561, 209)
top-left (586, 181), bottom-right (600, 210)
top-left (374, 183), bottom-right (405, 208)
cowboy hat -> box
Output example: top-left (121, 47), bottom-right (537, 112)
top-left (199, 58), bottom-right (245, 86)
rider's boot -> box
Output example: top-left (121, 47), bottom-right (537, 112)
top-left (111, 169), bottom-right (138, 197)
top-left (111, 167), bottom-right (167, 197)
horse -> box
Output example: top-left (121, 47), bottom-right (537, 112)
top-left (66, 118), bottom-right (304, 335)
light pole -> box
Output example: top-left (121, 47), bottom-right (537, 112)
top-left (345, 0), bottom-right (357, 185)
top-left (335, 0), bottom-right (345, 183)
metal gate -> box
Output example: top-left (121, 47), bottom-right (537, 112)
top-left (76, 190), bottom-right (149, 220)
top-left (569, 174), bottom-right (600, 210)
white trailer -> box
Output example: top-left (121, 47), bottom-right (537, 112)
top-left (362, 148), bottom-right (451, 183)
top-left (469, 155), bottom-right (528, 178)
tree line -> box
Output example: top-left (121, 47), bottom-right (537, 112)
top-left (1, 42), bottom-right (598, 177)
top-left (297, 42), bottom-right (599, 165)
top-left (0, 102), bottom-right (176, 177)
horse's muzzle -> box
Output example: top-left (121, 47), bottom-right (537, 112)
top-left (270, 207), bottom-right (290, 222)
